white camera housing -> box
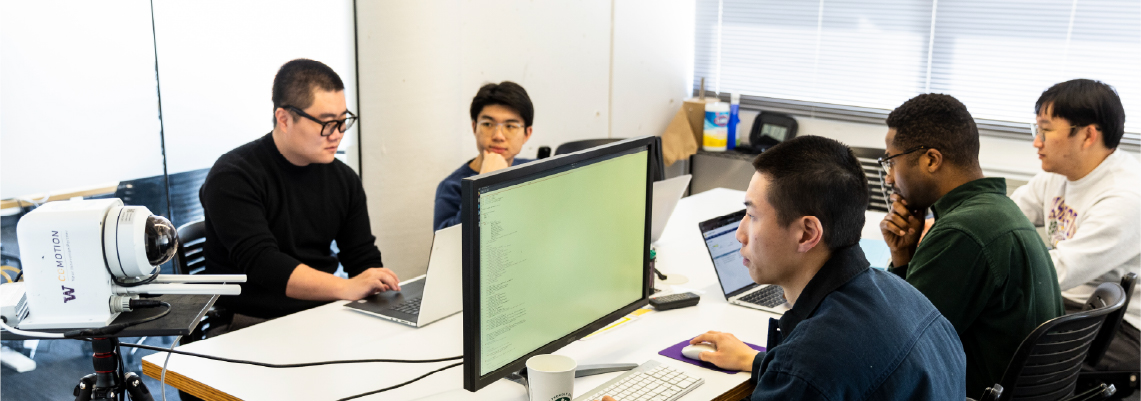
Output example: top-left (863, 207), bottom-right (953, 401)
top-left (14, 198), bottom-right (242, 329)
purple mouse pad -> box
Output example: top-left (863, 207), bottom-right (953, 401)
top-left (658, 338), bottom-right (766, 374)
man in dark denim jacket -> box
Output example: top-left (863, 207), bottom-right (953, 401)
top-left (597, 136), bottom-right (966, 401)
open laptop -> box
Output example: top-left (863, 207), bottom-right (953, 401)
top-left (651, 174), bottom-right (692, 243)
top-left (699, 210), bottom-right (791, 314)
top-left (344, 224), bottom-right (462, 328)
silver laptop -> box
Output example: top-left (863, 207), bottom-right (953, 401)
top-left (344, 224), bottom-right (462, 328)
top-left (651, 174), bottom-right (692, 243)
top-left (699, 210), bottom-right (790, 314)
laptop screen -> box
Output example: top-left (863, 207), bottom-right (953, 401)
top-left (699, 210), bottom-right (754, 296)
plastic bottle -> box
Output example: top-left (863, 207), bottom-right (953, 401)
top-left (703, 101), bottom-right (730, 152)
top-left (727, 93), bottom-right (740, 150)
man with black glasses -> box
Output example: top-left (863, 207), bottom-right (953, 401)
top-left (434, 81), bottom-right (535, 230)
top-left (1010, 79), bottom-right (1139, 373)
top-left (879, 93), bottom-right (1063, 398)
top-left (200, 59), bottom-right (399, 327)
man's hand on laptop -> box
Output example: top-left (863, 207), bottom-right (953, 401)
top-left (340, 267), bottom-right (401, 300)
top-left (690, 331), bottom-right (760, 372)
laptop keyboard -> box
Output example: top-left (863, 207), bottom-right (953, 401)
top-left (738, 285), bottom-right (785, 308)
top-left (389, 297), bottom-right (422, 315)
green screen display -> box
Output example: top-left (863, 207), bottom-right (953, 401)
top-left (478, 151), bottom-right (648, 375)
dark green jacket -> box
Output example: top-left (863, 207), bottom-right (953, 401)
top-left (890, 177), bottom-right (1064, 398)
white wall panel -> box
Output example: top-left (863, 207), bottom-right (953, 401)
top-left (612, 0), bottom-right (696, 139)
top-left (358, 0), bottom-right (691, 278)
top-left (1, 1), bottom-right (164, 199)
top-left (152, 0), bottom-right (359, 175)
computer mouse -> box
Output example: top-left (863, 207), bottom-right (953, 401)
top-left (681, 342), bottom-right (716, 361)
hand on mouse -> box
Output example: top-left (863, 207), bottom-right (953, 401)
top-left (689, 331), bottom-right (760, 372)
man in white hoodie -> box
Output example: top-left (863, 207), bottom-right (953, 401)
top-left (1011, 79), bottom-right (1140, 372)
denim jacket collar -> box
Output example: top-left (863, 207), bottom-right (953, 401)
top-left (768, 244), bottom-right (870, 348)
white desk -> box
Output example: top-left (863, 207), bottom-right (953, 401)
top-left (142, 188), bottom-right (887, 401)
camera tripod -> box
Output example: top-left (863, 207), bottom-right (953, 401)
top-left (73, 337), bottom-right (154, 401)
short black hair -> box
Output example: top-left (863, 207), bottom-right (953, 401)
top-left (886, 93), bottom-right (979, 168)
top-left (1035, 79), bottom-right (1126, 149)
top-left (752, 136), bottom-right (867, 250)
top-left (271, 59), bottom-right (345, 125)
top-left (469, 81), bottom-right (534, 127)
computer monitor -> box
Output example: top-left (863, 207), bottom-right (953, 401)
top-left (461, 137), bottom-right (656, 391)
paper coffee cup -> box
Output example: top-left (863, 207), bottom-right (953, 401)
top-left (527, 354), bottom-right (576, 401)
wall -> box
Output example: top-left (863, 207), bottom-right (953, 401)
top-left (152, 0), bottom-right (360, 175)
top-left (356, 0), bottom-right (696, 278)
top-left (1, 2), bottom-right (164, 199)
top-left (0, 0), bottom-right (360, 201)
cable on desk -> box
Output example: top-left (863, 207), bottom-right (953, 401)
top-left (335, 361), bottom-right (463, 401)
top-left (115, 341), bottom-right (462, 367)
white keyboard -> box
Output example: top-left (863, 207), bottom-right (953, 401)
top-left (573, 360), bottom-right (704, 401)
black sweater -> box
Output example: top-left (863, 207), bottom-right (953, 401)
top-left (200, 133), bottom-right (383, 318)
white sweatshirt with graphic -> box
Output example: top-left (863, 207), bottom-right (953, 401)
top-left (1011, 151), bottom-right (1141, 329)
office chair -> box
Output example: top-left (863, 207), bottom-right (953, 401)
top-left (174, 219), bottom-right (225, 401)
top-left (978, 281), bottom-right (1127, 401)
top-left (175, 220), bottom-right (233, 344)
top-left (849, 147), bottom-right (890, 213)
top-left (546, 137), bottom-right (668, 182)
top-left (555, 138), bottom-right (625, 156)
top-left (1076, 273), bottom-right (1138, 399)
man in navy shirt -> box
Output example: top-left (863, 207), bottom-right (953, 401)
top-left (433, 81), bottom-right (535, 230)
top-left (596, 136), bottom-right (966, 401)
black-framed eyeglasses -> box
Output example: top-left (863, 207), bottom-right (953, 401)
top-left (283, 105), bottom-right (357, 137)
top-left (877, 146), bottom-right (929, 173)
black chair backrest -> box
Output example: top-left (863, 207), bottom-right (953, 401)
top-left (1086, 273), bottom-right (1136, 367)
top-left (176, 219), bottom-right (207, 275)
top-left (850, 147), bottom-right (889, 212)
top-left (553, 137), bottom-right (667, 181)
top-left (554, 139), bottom-right (624, 156)
top-left (985, 282), bottom-right (1126, 401)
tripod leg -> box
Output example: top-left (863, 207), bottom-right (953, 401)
top-left (123, 372), bottom-right (155, 401)
top-left (73, 373), bottom-right (96, 401)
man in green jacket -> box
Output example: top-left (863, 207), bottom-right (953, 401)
top-left (879, 93), bottom-right (1064, 398)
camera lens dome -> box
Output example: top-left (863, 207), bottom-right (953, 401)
top-left (144, 215), bottom-right (178, 266)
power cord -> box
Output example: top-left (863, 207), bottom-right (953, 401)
top-left (116, 341), bottom-right (463, 398)
top-left (335, 362), bottom-right (463, 400)
top-left (3, 301), bottom-right (461, 397)
top-left (115, 341), bottom-right (461, 367)
top-left (161, 335), bottom-right (180, 401)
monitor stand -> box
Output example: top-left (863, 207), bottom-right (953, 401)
top-left (505, 363), bottom-right (639, 388)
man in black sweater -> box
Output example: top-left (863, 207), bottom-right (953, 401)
top-left (200, 59), bottom-right (399, 322)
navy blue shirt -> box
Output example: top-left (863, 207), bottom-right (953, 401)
top-left (749, 245), bottom-right (966, 400)
top-left (433, 158), bottom-right (532, 230)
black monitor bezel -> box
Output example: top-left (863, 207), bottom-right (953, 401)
top-left (461, 136), bottom-right (656, 392)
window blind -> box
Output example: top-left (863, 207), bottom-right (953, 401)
top-left (695, 0), bottom-right (1140, 146)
